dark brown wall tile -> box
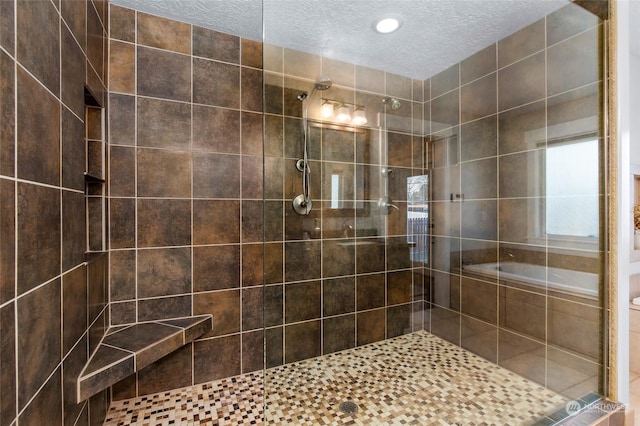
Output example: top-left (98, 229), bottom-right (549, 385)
top-left (285, 281), bottom-right (321, 323)
top-left (461, 200), bottom-right (497, 241)
top-left (138, 345), bottom-right (193, 395)
top-left (547, 3), bottom-right (600, 46)
top-left (387, 304), bottom-right (412, 338)
top-left (137, 12), bottom-right (191, 54)
top-left (87, 255), bottom-right (107, 325)
top-left (460, 115), bottom-right (497, 162)
top-left (431, 90), bottom-right (459, 132)
top-left (285, 241), bottom-right (321, 282)
top-left (355, 239), bottom-right (385, 274)
top-left (460, 73), bottom-right (496, 123)
top-left (356, 273), bottom-right (385, 311)
top-left (137, 97), bottom-right (191, 149)
top-left (547, 26), bottom-right (600, 97)
top-left (242, 200), bottom-right (263, 243)
top-left (242, 287), bottom-right (263, 331)
top-left (461, 316), bottom-right (497, 363)
top-left (193, 200), bottom-right (239, 245)
top-left (0, 303), bottom-right (16, 426)
top-left (109, 146), bottom-right (135, 197)
top-left (0, 51), bottom-right (15, 176)
top-left (109, 40), bottom-right (135, 94)
top-left (109, 4), bottom-right (135, 43)
top-left (194, 290), bottom-right (240, 337)
top-left (323, 277), bottom-right (355, 317)
top-left (498, 19), bottom-right (545, 68)
top-left (193, 27), bottom-right (239, 63)
top-left (264, 285), bottom-right (283, 327)
top-left (461, 44), bottom-right (496, 85)
top-left (19, 368), bottom-right (62, 426)
top-left (193, 245), bottom-right (240, 291)
top-left (241, 67), bottom-right (263, 112)
top-left (355, 65), bottom-right (384, 94)
top-left (0, 0), bottom-right (14, 56)
top-left (62, 266), bottom-right (88, 355)
top-left (498, 100), bottom-right (546, 155)
top-left (264, 243), bottom-right (283, 284)
top-left (265, 327), bottom-right (283, 368)
top-left (17, 279), bottom-right (61, 409)
top-left (192, 105), bottom-right (240, 153)
top-left (430, 63), bottom-right (459, 99)
top-left (62, 191), bottom-right (87, 271)
top-left (237, 156), bottom-right (261, 199)
top-left (193, 153), bottom-right (240, 198)
top-left (498, 52), bottom-right (545, 112)
top-left (137, 148), bottom-right (192, 198)
top-left (386, 72), bottom-right (412, 100)
top-left (110, 301), bottom-right (136, 325)
top-left (356, 309), bottom-right (385, 346)
top-left (242, 330), bottom-right (263, 373)
top-left (137, 199), bottom-right (191, 247)
top-left (461, 157), bottom-right (497, 200)
top-left (86, 2), bottom-right (104, 84)
top-left (387, 271), bottom-right (412, 305)
top-left (461, 277), bottom-right (497, 324)
top-left (16, 0), bottom-right (60, 95)
top-left (17, 183), bottom-right (60, 294)
top-left (137, 295), bottom-right (191, 322)
top-left (242, 244), bottom-right (263, 287)
top-left (322, 241), bottom-right (355, 278)
top-left (62, 337), bottom-right (86, 426)
top-left (17, 68), bottom-right (60, 186)
top-left (109, 198), bottom-right (135, 249)
top-left (194, 335), bottom-right (241, 383)
top-left (0, 179), bottom-right (15, 304)
top-left (264, 201), bottom-right (283, 242)
top-left (110, 250), bottom-right (135, 301)
top-left (137, 46), bottom-right (191, 102)
top-left (285, 321), bottom-right (321, 363)
top-left (61, 25), bottom-right (86, 118)
top-left (323, 314), bottom-right (355, 354)
top-left (62, 108), bottom-right (85, 192)
top-left (243, 112), bottom-right (265, 156)
top-left (499, 287), bottom-right (546, 340)
top-left (241, 39), bottom-right (262, 69)
top-left (88, 389), bottom-right (108, 426)
top-left (387, 132), bottom-right (412, 168)
top-left (498, 198), bottom-right (541, 245)
top-left (498, 150), bottom-right (543, 198)
top-left (138, 248), bottom-right (191, 298)
top-left (193, 58), bottom-right (240, 108)
top-left (109, 94), bottom-right (136, 146)
top-left (430, 307), bottom-right (460, 345)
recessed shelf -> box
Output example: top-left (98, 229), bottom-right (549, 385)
top-left (84, 172), bottom-right (105, 184)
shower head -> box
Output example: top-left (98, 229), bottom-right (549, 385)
top-left (383, 97), bottom-right (401, 110)
top-left (314, 76), bottom-right (332, 91)
top-left (297, 92), bottom-right (308, 101)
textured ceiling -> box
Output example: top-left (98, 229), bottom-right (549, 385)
top-left (112, 0), bottom-right (573, 80)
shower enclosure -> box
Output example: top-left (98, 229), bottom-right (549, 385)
top-left (261, 0), bottom-right (607, 422)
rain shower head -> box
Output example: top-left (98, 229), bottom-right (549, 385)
top-left (383, 97), bottom-right (401, 110)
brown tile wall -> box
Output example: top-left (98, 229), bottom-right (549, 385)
top-left (0, 0), bottom-right (110, 425)
top-left (423, 3), bottom-right (604, 400)
top-left (107, 5), bottom-right (268, 400)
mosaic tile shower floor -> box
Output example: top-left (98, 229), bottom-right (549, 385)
top-left (104, 331), bottom-right (568, 425)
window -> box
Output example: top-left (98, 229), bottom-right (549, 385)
top-left (545, 139), bottom-right (599, 238)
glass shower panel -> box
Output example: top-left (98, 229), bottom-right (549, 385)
top-left (263, 1), bottom-right (606, 422)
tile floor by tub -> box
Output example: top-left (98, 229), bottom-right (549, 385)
top-left (104, 331), bottom-right (568, 425)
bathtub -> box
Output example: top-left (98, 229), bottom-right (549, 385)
top-left (463, 261), bottom-right (599, 299)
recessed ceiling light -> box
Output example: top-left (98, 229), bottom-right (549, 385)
top-left (374, 17), bottom-right (401, 34)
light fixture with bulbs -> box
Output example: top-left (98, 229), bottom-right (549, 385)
top-left (318, 99), bottom-right (367, 126)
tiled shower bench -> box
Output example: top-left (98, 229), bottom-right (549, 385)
top-left (76, 315), bottom-right (213, 402)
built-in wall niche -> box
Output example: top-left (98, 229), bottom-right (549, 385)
top-left (84, 87), bottom-right (106, 256)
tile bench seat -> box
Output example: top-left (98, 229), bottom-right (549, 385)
top-left (76, 315), bottom-right (212, 402)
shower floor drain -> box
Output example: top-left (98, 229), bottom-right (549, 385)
top-left (339, 401), bottom-right (359, 414)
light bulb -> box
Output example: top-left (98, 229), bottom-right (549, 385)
top-left (336, 105), bottom-right (351, 122)
top-left (320, 101), bottom-right (334, 119)
top-left (352, 109), bottom-right (367, 125)
top-left (375, 18), bottom-right (400, 34)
